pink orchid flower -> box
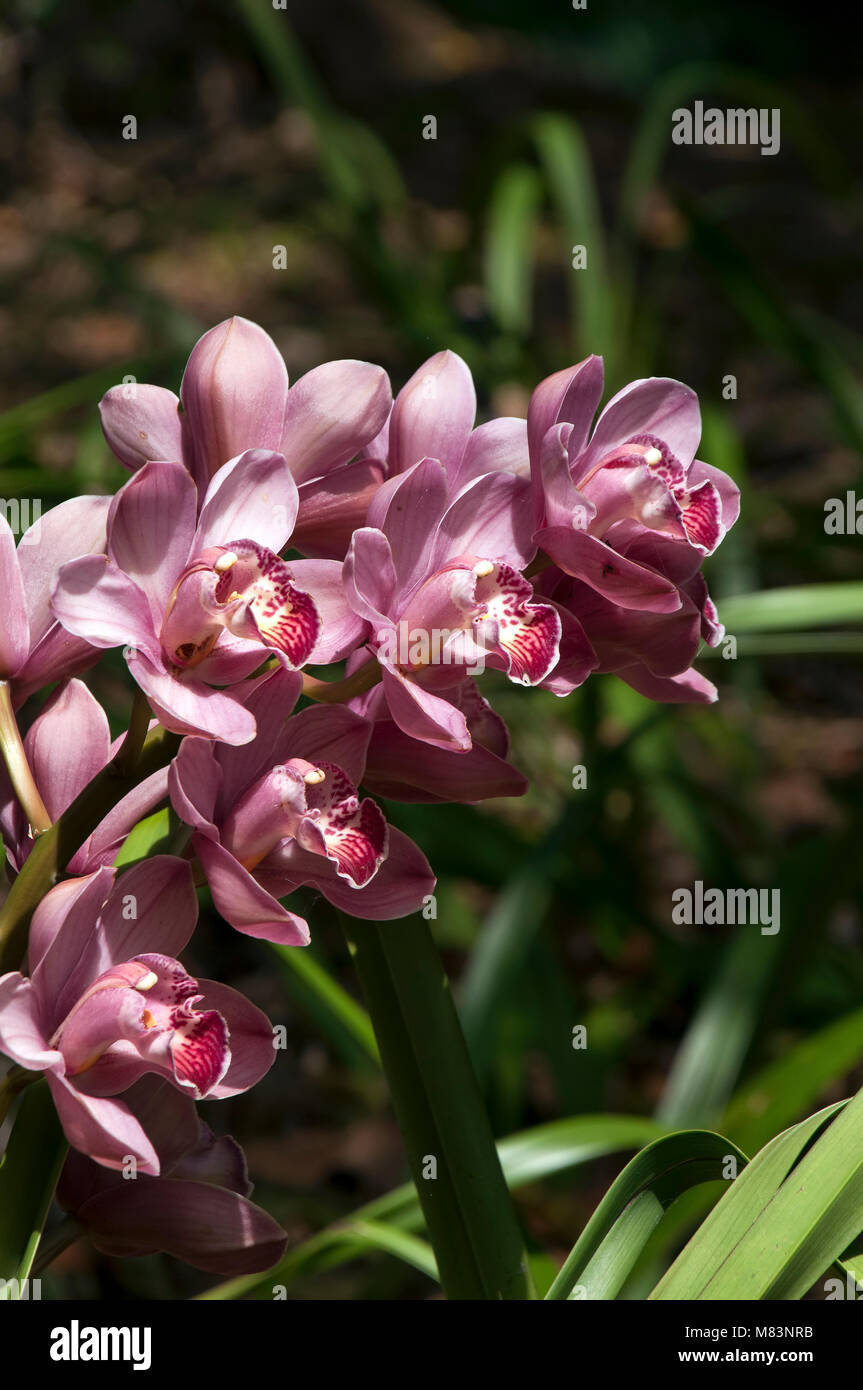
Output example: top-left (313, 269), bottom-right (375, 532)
top-left (342, 457), bottom-right (594, 751)
top-left (168, 668), bottom-right (435, 944)
top-left (0, 858), bottom-right (275, 1173)
top-left (0, 679), bottom-right (168, 872)
top-left (98, 316), bottom-right (392, 560)
top-left (58, 1076), bottom-right (287, 1275)
top-left (0, 496), bottom-right (110, 704)
top-left (50, 453), bottom-right (328, 744)
top-left (537, 553), bottom-right (722, 703)
top-left (358, 679), bottom-right (529, 804)
top-left (528, 359), bottom-right (739, 613)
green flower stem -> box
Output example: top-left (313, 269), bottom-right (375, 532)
top-left (0, 724), bottom-right (180, 974)
top-left (342, 914), bottom-right (535, 1300)
top-left (0, 681), bottom-right (51, 836)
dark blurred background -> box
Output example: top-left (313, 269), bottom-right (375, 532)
top-left (3, 0), bottom-right (863, 1299)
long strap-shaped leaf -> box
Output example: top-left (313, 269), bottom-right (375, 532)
top-left (652, 1098), bottom-right (850, 1299)
top-left (546, 1129), bottom-right (747, 1300)
top-left (199, 1112), bottom-right (666, 1299)
top-left (342, 916), bottom-right (534, 1300)
top-left (0, 1083), bottom-right (67, 1297)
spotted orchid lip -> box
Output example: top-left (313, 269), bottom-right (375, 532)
top-left (50, 954), bottom-right (231, 1098)
top-left (210, 539), bottom-right (321, 668)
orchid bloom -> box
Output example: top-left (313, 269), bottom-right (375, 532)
top-left (359, 679), bottom-right (529, 804)
top-left (527, 358), bottom-right (739, 613)
top-left (342, 457), bottom-right (595, 751)
top-left (50, 453), bottom-right (326, 744)
top-left (58, 1076), bottom-right (287, 1275)
top-left (168, 668), bottom-right (435, 943)
top-left (0, 679), bottom-right (168, 873)
top-left (0, 496), bottom-right (111, 704)
top-left (98, 316), bottom-right (392, 559)
top-left (0, 859), bottom-right (275, 1172)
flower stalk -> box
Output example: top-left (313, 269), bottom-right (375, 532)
top-left (0, 680), bottom-right (51, 837)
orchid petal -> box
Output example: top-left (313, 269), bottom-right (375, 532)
top-left (99, 384), bottom-right (183, 472)
top-left (282, 360), bottom-right (392, 484)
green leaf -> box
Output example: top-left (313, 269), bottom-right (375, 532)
top-left (546, 1130), bottom-right (747, 1300)
top-left (656, 928), bottom-right (782, 1128)
top-left (200, 1113), bottom-right (666, 1300)
top-left (342, 915), bottom-right (534, 1300)
top-left (484, 165), bottom-right (541, 336)
top-left (0, 1083), bottom-right (67, 1296)
top-left (651, 1099), bottom-right (848, 1299)
top-left (719, 583), bottom-right (863, 634)
top-left (113, 805), bottom-right (172, 867)
top-left (532, 114), bottom-right (611, 363)
top-left (267, 940), bottom-right (380, 1068)
top-left (723, 1007), bottom-right (863, 1155)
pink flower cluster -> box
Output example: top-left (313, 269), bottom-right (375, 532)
top-left (0, 317), bottom-right (738, 1275)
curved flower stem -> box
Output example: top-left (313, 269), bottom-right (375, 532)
top-left (112, 688), bottom-right (153, 776)
top-left (0, 724), bottom-right (180, 974)
top-left (342, 914), bottom-right (536, 1300)
top-left (0, 681), bottom-right (51, 836)
top-left (302, 656), bottom-right (382, 704)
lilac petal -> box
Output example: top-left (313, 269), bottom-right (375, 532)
top-left (282, 360), bottom-right (392, 484)
top-left (293, 825), bottom-right (435, 918)
top-left (52, 555), bottom-right (160, 656)
top-left (210, 668), bottom-right (303, 814)
top-left (27, 870), bottom-right (109, 974)
top-left (455, 417), bottom-right (530, 487)
top-left (343, 527), bottom-right (396, 626)
top-left (97, 857), bottom-right (199, 964)
top-left (195, 835), bottom-right (310, 945)
top-left (292, 457), bottom-right (386, 559)
top-left (180, 317), bottom-right (290, 488)
top-left (108, 461), bottom-right (197, 617)
top-left (282, 704), bottom-right (372, 786)
top-left (536, 526), bottom-right (682, 613)
top-left (527, 355), bottom-right (604, 471)
top-left (381, 665), bottom-right (471, 751)
top-left (388, 350), bottom-right (475, 477)
top-left (195, 979), bottom-right (275, 1098)
top-left (0, 973), bottom-right (62, 1070)
top-left (71, 766), bottom-right (171, 874)
top-left (47, 1072), bottom-right (160, 1173)
top-left (131, 657), bottom-right (257, 744)
top-left (433, 471), bottom-right (536, 571)
top-left (0, 516), bottom-right (29, 677)
top-left (617, 664), bottom-right (718, 704)
top-left (576, 377), bottom-right (701, 478)
top-left (362, 720), bottom-right (528, 803)
top-left (31, 868), bottom-right (116, 1025)
top-left (537, 423), bottom-right (595, 530)
top-left (75, 1177), bottom-right (287, 1273)
top-left (19, 496), bottom-right (111, 645)
top-left (168, 738), bottom-right (223, 832)
top-left (12, 628), bottom-right (102, 706)
top-left (289, 559), bottom-right (367, 662)
top-left (194, 449), bottom-right (299, 554)
top-left (538, 603), bottom-right (598, 695)
top-left (367, 458), bottom-right (448, 598)
top-left (25, 679), bottom-right (111, 824)
top-left (99, 384), bottom-right (183, 472)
